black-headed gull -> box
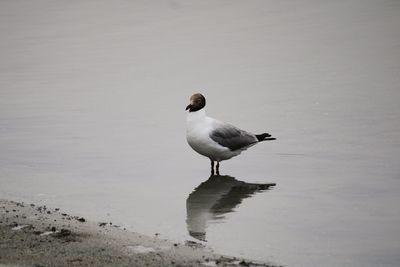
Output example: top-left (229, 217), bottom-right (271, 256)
top-left (186, 93), bottom-right (276, 175)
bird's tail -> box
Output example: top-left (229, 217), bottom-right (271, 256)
top-left (256, 133), bottom-right (276, 142)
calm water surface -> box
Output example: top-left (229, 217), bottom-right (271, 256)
top-left (1, 1), bottom-right (400, 266)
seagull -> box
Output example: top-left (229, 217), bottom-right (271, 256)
top-left (186, 93), bottom-right (276, 175)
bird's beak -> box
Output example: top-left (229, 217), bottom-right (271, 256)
top-left (185, 104), bottom-right (192, 111)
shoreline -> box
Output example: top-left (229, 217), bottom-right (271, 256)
top-left (0, 199), bottom-right (277, 267)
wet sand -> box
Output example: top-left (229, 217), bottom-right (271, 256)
top-left (0, 199), bottom-right (277, 267)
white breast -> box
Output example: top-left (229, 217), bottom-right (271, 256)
top-left (186, 110), bottom-right (241, 161)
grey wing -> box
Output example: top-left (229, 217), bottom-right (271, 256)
top-left (210, 122), bottom-right (258, 151)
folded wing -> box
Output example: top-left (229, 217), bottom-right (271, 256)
top-left (210, 122), bottom-right (258, 151)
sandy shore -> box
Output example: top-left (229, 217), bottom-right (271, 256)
top-left (0, 199), bottom-right (276, 267)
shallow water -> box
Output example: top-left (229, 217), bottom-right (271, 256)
top-left (1, 1), bottom-right (400, 266)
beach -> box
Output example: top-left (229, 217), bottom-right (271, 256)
top-left (1, 1), bottom-right (400, 266)
top-left (0, 199), bottom-right (276, 267)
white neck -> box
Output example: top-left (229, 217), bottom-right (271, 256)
top-left (187, 108), bottom-right (206, 123)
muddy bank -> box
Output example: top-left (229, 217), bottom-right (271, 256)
top-left (0, 199), bottom-right (277, 267)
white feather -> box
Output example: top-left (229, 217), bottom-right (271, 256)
top-left (186, 109), bottom-right (242, 161)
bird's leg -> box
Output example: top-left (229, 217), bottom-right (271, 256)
top-left (216, 161), bottom-right (220, 176)
top-left (210, 160), bottom-right (215, 175)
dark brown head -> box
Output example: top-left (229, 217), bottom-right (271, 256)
top-left (186, 93), bottom-right (206, 112)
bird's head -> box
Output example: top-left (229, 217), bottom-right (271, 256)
top-left (186, 93), bottom-right (206, 112)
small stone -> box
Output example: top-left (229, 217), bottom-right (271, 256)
top-left (53, 228), bottom-right (72, 238)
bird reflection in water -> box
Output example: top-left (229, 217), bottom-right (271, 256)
top-left (186, 175), bottom-right (275, 241)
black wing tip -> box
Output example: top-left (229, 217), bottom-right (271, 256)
top-left (256, 133), bottom-right (276, 142)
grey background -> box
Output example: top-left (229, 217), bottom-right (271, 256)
top-left (1, 1), bottom-right (399, 266)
